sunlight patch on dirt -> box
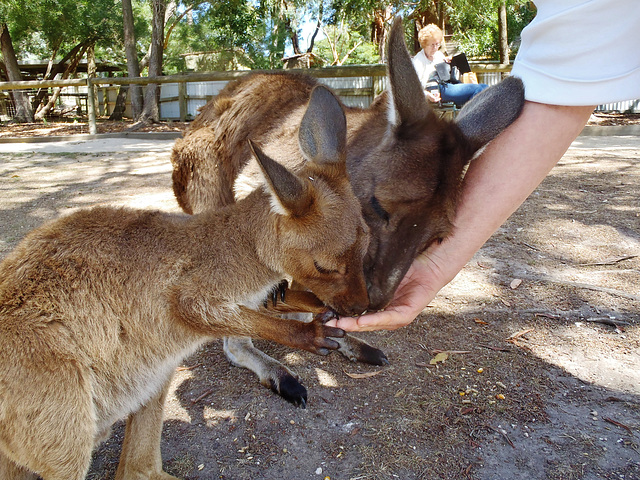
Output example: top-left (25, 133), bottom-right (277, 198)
top-left (527, 324), bottom-right (640, 395)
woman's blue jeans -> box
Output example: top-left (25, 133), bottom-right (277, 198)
top-left (440, 83), bottom-right (488, 107)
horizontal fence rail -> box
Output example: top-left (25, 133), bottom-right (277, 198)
top-left (1, 63), bottom-right (636, 134)
top-left (0, 63), bottom-right (511, 134)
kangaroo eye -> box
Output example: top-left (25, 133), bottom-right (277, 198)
top-left (370, 196), bottom-right (389, 223)
top-left (314, 260), bottom-right (336, 275)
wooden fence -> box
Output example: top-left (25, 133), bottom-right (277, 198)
top-left (0, 63), bottom-right (515, 134)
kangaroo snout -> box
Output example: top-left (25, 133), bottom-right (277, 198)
top-left (365, 281), bottom-right (388, 312)
top-left (335, 294), bottom-right (369, 318)
top-left (317, 273), bottom-right (369, 317)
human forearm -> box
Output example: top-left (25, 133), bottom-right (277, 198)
top-left (423, 101), bottom-right (595, 286)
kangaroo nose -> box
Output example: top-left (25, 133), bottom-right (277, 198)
top-left (366, 282), bottom-right (389, 311)
top-left (334, 291), bottom-right (369, 317)
top-left (348, 299), bottom-right (369, 317)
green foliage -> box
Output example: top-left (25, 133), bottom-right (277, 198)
top-left (1, 0), bottom-right (122, 63)
top-left (313, 26), bottom-right (379, 65)
top-left (1, 0), bottom-right (535, 75)
top-left (330, 0), bottom-right (403, 34)
top-left (444, 0), bottom-right (536, 59)
top-left (163, 0), bottom-right (300, 72)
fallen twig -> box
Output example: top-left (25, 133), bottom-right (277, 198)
top-left (478, 344), bottom-right (512, 352)
top-left (579, 255), bottom-right (637, 266)
top-left (343, 370), bottom-right (383, 379)
top-left (585, 317), bottom-right (631, 327)
top-left (431, 349), bottom-right (472, 355)
top-left (485, 425), bottom-right (515, 448)
top-left (176, 363), bottom-right (202, 372)
top-left (191, 388), bottom-right (214, 404)
top-left (506, 328), bottom-right (535, 341)
top-left (603, 417), bottom-right (633, 434)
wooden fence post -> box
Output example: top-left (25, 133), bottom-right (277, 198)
top-left (178, 80), bottom-right (187, 122)
top-left (86, 77), bottom-right (97, 134)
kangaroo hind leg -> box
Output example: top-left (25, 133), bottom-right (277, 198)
top-left (224, 336), bottom-right (308, 408)
top-left (114, 378), bottom-right (179, 480)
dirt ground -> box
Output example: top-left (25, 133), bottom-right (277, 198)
top-left (0, 119), bottom-right (190, 138)
top-left (0, 126), bottom-right (638, 480)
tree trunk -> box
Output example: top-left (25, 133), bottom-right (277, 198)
top-left (86, 43), bottom-right (98, 116)
top-left (164, 1), bottom-right (194, 50)
top-left (109, 85), bottom-right (129, 120)
top-left (307, 19), bottom-right (321, 53)
top-left (134, 0), bottom-right (166, 126)
top-left (34, 43), bottom-right (89, 121)
top-left (371, 7), bottom-right (392, 63)
top-left (284, 17), bottom-right (301, 55)
top-left (0, 23), bottom-right (34, 123)
top-left (498, 1), bottom-right (510, 65)
top-left (122, 0), bottom-right (143, 118)
top-left (31, 40), bottom-right (87, 109)
top-left (33, 41), bottom-right (60, 111)
top-left (31, 41), bottom-right (89, 110)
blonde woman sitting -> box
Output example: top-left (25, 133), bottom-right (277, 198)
top-left (412, 24), bottom-right (487, 107)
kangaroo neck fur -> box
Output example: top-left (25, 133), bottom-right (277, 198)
top-left (189, 186), bottom-right (284, 286)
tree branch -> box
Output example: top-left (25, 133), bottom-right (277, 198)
top-left (338, 40), bottom-right (363, 66)
top-left (307, 18), bottom-right (322, 53)
top-left (164, 2), bottom-right (203, 50)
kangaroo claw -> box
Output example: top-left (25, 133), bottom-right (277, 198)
top-left (314, 309), bottom-right (338, 324)
top-left (270, 279), bottom-right (288, 306)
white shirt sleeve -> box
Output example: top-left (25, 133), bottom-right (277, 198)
top-left (511, 0), bottom-right (640, 105)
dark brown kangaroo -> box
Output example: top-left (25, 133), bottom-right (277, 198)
top-left (171, 16), bottom-right (525, 406)
top-left (0, 86), bottom-right (368, 480)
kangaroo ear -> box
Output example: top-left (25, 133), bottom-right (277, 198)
top-left (298, 85), bottom-right (347, 166)
top-left (249, 140), bottom-right (311, 216)
top-left (387, 16), bottom-right (436, 128)
top-left (455, 76), bottom-right (525, 153)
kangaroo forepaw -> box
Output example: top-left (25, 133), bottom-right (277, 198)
top-left (313, 338), bottom-right (340, 355)
top-left (273, 279), bottom-right (288, 306)
top-left (301, 316), bottom-right (345, 356)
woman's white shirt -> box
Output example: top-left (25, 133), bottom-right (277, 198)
top-left (412, 50), bottom-right (446, 89)
top-left (512, 0), bottom-right (640, 105)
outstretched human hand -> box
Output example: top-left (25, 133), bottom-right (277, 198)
top-left (326, 253), bottom-right (441, 332)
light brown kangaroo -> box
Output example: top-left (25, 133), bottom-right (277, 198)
top-left (171, 16), bottom-right (526, 406)
top-left (0, 86), bottom-right (368, 480)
